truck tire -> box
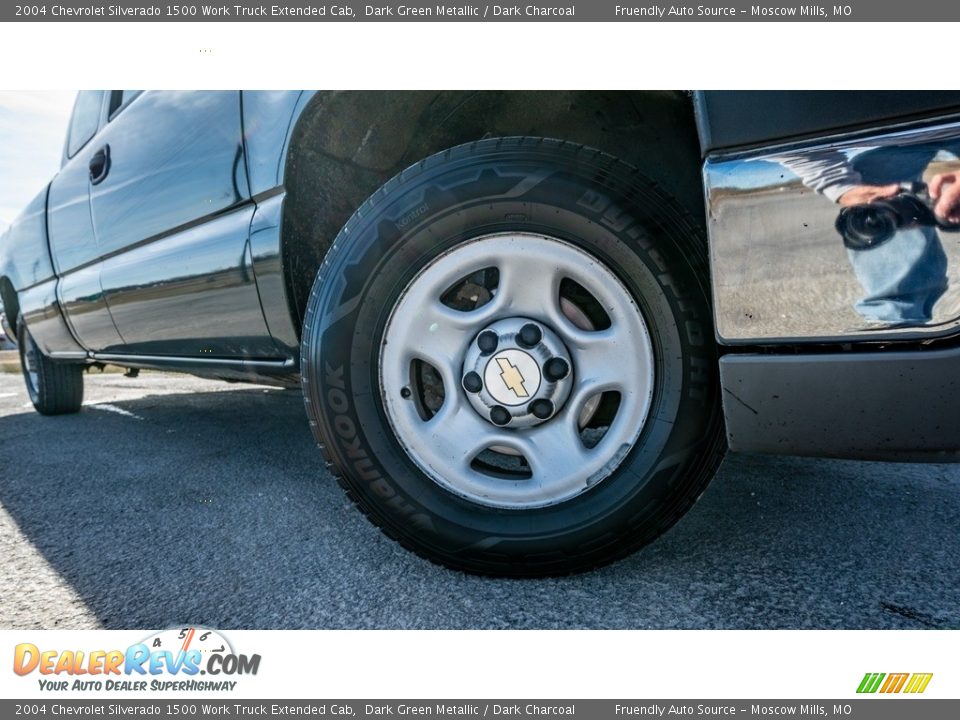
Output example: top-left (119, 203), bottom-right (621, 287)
top-left (301, 137), bottom-right (725, 576)
top-left (18, 318), bottom-right (84, 415)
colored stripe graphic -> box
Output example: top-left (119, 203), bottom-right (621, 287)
top-left (857, 672), bottom-right (932, 694)
top-left (904, 673), bottom-right (934, 694)
top-left (857, 673), bottom-right (885, 693)
top-left (880, 673), bottom-right (909, 693)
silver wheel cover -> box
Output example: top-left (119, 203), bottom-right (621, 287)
top-left (23, 330), bottom-right (40, 396)
top-left (379, 232), bottom-right (655, 509)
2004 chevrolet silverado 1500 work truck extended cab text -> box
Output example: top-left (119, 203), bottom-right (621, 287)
top-left (5, 90), bottom-right (960, 575)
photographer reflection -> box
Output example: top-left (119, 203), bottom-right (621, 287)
top-left (777, 145), bottom-right (960, 325)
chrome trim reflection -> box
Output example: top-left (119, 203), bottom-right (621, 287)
top-left (91, 353), bottom-right (299, 388)
top-left (706, 117), bottom-right (960, 344)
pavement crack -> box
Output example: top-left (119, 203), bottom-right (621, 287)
top-left (880, 602), bottom-right (942, 628)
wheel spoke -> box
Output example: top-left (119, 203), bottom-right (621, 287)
top-left (518, 415), bottom-right (590, 481)
top-left (391, 299), bottom-right (499, 392)
top-left (407, 303), bottom-right (472, 370)
top-left (567, 325), bottom-right (639, 408)
top-left (424, 402), bottom-right (507, 471)
top-left (495, 255), bottom-right (566, 328)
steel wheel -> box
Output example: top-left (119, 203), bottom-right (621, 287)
top-left (22, 328), bottom-right (41, 398)
top-left (380, 232), bottom-right (654, 509)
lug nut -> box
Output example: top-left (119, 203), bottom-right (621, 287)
top-left (518, 323), bottom-right (542, 348)
top-left (462, 371), bottom-right (482, 393)
top-left (490, 406), bottom-right (511, 426)
top-left (477, 331), bottom-right (498, 355)
top-left (530, 399), bottom-right (554, 419)
top-left (544, 357), bottom-right (569, 381)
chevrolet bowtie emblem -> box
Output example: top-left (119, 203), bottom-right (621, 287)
top-left (496, 357), bottom-right (529, 398)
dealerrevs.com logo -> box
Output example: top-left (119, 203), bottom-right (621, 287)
top-left (13, 627), bottom-right (261, 693)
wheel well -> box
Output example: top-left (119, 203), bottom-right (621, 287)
top-left (280, 90), bottom-right (705, 331)
top-left (0, 277), bottom-right (18, 331)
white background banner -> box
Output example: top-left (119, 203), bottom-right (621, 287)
top-left (1, 630), bottom-right (955, 699)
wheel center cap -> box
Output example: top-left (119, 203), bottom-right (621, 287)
top-left (461, 317), bottom-right (574, 428)
top-left (484, 349), bottom-right (541, 406)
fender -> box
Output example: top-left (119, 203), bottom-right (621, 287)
top-left (0, 184), bottom-right (85, 357)
top-left (240, 90), bottom-right (316, 197)
top-left (0, 186), bottom-right (56, 304)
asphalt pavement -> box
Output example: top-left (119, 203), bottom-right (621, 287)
top-left (0, 370), bottom-right (957, 630)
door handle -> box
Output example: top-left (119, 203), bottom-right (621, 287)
top-left (88, 144), bottom-right (111, 185)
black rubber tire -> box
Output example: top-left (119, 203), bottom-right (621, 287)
top-left (301, 137), bottom-right (725, 576)
top-left (18, 319), bottom-right (84, 416)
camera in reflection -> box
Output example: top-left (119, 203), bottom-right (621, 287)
top-left (836, 182), bottom-right (960, 250)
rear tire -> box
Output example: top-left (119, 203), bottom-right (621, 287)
top-left (301, 137), bottom-right (725, 576)
top-left (18, 319), bottom-right (84, 416)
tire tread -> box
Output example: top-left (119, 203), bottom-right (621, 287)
top-left (18, 320), bottom-right (84, 416)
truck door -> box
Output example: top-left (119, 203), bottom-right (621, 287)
top-left (48, 90), bottom-right (126, 353)
top-left (88, 91), bottom-right (278, 358)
